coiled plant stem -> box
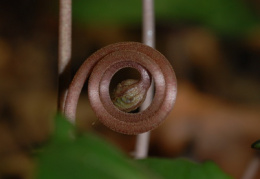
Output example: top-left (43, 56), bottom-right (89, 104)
top-left (63, 42), bottom-right (177, 135)
top-left (60, 1), bottom-right (177, 158)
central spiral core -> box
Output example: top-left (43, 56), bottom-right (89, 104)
top-left (63, 42), bottom-right (177, 135)
top-left (108, 64), bottom-right (152, 113)
top-left (111, 78), bottom-right (149, 112)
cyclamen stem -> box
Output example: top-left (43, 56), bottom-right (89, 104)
top-left (63, 42), bottom-right (177, 135)
top-left (135, 0), bottom-right (156, 159)
top-left (58, 0), bottom-right (72, 111)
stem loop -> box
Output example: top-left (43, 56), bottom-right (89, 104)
top-left (63, 42), bottom-right (177, 135)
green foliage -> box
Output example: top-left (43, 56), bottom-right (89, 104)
top-left (36, 114), bottom-right (156, 179)
top-left (36, 114), bottom-right (232, 179)
top-left (154, 0), bottom-right (259, 36)
top-left (72, 0), bottom-right (142, 25)
top-left (139, 158), bottom-right (232, 179)
top-left (72, 0), bottom-right (259, 37)
top-left (252, 140), bottom-right (260, 150)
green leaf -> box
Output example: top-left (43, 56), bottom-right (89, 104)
top-left (36, 114), bottom-right (157, 179)
top-left (36, 115), bottom-right (232, 179)
top-left (51, 113), bottom-right (76, 142)
top-left (138, 158), bottom-right (233, 179)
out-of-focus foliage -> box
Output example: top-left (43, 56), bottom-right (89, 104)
top-left (72, 0), bottom-right (259, 37)
top-left (36, 114), bottom-right (156, 179)
top-left (139, 158), bottom-right (232, 179)
top-left (36, 115), bottom-right (232, 179)
top-left (252, 140), bottom-right (260, 150)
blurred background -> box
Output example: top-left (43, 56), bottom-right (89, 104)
top-left (0, 0), bottom-right (260, 178)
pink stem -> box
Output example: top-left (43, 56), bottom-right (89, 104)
top-left (58, 0), bottom-right (72, 111)
top-left (135, 0), bottom-right (155, 159)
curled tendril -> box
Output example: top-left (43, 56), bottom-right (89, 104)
top-left (63, 42), bottom-right (177, 135)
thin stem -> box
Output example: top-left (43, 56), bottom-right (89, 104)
top-left (135, 0), bottom-right (155, 159)
top-left (241, 155), bottom-right (260, 179)
top-left (58, 0), bottom-right (72, 111)
top-left (142, 0), bottom-right (155, 47)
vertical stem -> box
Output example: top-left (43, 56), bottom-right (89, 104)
top-left (58, 0), bottom-right (72, 112)
top-left (142, 0), bottom-right (155, 48)
top-left (135, 0), bottom-right (155, 159)
top-left (241, 155), bottom-right (260, 179)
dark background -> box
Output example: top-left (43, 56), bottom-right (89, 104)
top-left (0, 0), bottom-right (260, 178)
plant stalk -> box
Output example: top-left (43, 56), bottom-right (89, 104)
top-left (58, 0), bottom-right (72, 112)
top-left (135, 0), bottom-right (155, 159)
